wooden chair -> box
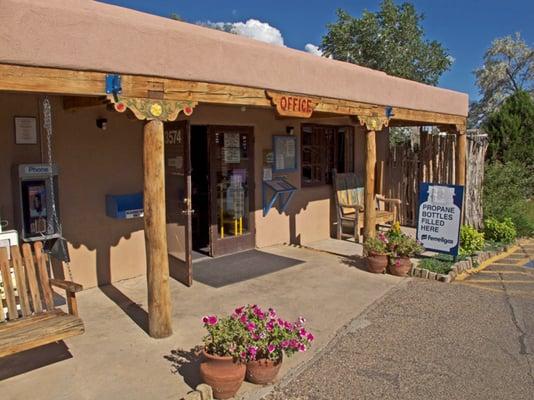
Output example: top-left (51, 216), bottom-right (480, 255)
top-left (0, 241), bottom-right (84, 358)
top-left (332, 169), bottom-right (401, 242)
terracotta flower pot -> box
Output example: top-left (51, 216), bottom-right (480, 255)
top-left (200, 350), bottom-right (246, 399)
top-left (246, 357), bottom-right (283, 385)
top-left (366, 253), bottom-right (388, 273)
top-left (389, 256), bottom-right (412, 276)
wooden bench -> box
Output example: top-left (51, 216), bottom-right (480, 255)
top-left (332, 169), bottom-right (401, 242)
top-left (0, 241), bottom-right (84, 358)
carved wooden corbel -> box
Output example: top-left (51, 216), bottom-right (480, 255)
top-left (107, 95), bottom-right (197, 121)
top-left (358, 113), bottom-right (390, 131)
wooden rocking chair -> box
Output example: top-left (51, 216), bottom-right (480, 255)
top-left (0, 241), bottom-right (84, 357)
top-left (332, 169), bottom-right (401, 242)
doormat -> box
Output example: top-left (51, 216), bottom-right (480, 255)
top-left (193, 250), bottom-right (304, 288)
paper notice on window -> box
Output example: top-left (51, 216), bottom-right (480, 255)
top-left (223, 147), bottom-right (241, 163)
top-left (285, 139), bottom-right (295, 157)
top-left (263, 167), bottom-right (272, 181)
top-left (275, 153), bottom-right (285, 170)
top-left (224, 132), bottom-right (240, 148)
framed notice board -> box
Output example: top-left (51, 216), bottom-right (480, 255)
top-left (272, 135), bottom-right (298, 172)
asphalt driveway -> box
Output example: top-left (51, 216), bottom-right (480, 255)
top-left (266, 241), bottom-right (534, 400)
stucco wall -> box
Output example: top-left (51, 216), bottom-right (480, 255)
top-left (0, 93), bottom-right (146, 288)
top-left (0, 94), bottom-right (388, 288)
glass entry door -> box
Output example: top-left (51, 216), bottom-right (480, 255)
top-left (208, 126), bottom-right (255, 257)
top-left (164, 120), bottom-right (193, 286)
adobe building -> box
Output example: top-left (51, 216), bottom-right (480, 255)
top-left (0, 0), bottom-right (467, 337)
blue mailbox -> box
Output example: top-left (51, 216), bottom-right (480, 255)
top-left (106, 193), bottom-right (144, 219)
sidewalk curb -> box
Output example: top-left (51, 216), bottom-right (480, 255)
top-left (455, 245), bottom-right (519, 281)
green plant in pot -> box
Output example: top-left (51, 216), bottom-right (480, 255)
top-left (200, 314), bottom-right (248, 399)
top-left (363, 232), bottom-right (389, 273)
top-left (234, 305), bottom-right (314, 385)
top-left (387, 222), bottom-right (424, 276)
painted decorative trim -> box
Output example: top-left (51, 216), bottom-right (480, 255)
top-left (358, 113), bottom-right (390, 131)
top-left (107, 95), bottom-right (197, 121)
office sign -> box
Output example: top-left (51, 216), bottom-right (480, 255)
top-left (416, 183), bottom-right (464, 256)
top-left (266, 91), bottom-right (318, 118)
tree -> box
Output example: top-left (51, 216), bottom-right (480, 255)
top-left (169, 13), bottom-right (183, 21)
top-left (470, 33), bottom-right (534, 127)
top-left (320, 0), bottom-right (452, 85)
top-left (483, 90), bottom-right (534, 167)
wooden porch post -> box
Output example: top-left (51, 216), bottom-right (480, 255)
top-left (144, 119), bottom-right (172, 338)
top-left (364, 129), bottom-right (377, 241)
top-left (107, 96), bottom-right (196, 339)
top-left (455, 126), bottom-right (467, 186)
top-left (360, 115), bottom-right (389, 242)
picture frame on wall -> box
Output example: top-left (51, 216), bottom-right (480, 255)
top-left (14, 116), bottom-right (38, 145)
top-left (272, 135), bottom-right (298, 173)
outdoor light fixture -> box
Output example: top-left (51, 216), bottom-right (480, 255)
top-left (96, 118), bottom-right (108, 130)
top-left (286, 126), bottom-right (295, 135)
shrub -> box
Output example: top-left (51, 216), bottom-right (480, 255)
top-left (484, 217), bottom-right (516, 244)
top-left (483, 161), bottom-right (534, 237)
top-left (418, 256), bottom-right (454, 275)
top-left (459, 225), bottom-right (485, 256)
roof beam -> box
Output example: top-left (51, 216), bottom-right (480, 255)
top-left (0, 63), bottom-right (466, 127)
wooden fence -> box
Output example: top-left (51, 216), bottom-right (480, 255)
top-left (382, 132), bottom-right (457, 226)
top-left (382, 131), bottom-right (487, 227)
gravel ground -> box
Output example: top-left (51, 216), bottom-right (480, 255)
top-left (265, 243), bottom-right (534, 400)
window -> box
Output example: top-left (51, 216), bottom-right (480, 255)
top-left (301, 124), bottom-right (354, 186)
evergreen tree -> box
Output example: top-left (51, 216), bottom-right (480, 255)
top-left (483, 90), bottom-right (534, 168)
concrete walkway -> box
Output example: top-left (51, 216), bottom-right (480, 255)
top-left (266, 240), bottom-right (534, 400)
top-left (0, 245), bottom-right (402, 400)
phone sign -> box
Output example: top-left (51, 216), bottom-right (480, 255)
top-left (416, 183), bottom-right (464, 256)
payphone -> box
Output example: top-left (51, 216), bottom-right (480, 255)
top-left (14, 164), bottom-right (61, 242)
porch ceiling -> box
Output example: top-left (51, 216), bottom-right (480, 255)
top-left (0, 0), bottom-right (468, 119)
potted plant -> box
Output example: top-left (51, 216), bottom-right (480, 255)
top-left (233, 305), bottom-right (314, 385)
top-left (200, 314), bottom-right (247, 399)
top-left (386, 222), bottom-right (424, 276)
top-left (363, 232), bottom-right (389, 273)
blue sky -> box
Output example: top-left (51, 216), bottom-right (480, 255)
top-left (100, 0), bottom-right (534, 101)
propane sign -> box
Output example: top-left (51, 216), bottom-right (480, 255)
top-left (416, 183), bottom-right (464, 256)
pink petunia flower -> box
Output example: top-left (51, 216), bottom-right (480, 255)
top-left (207, 315), bottom-right (218, 326)
top-left (267, 344), bottom-right (276, 353)
top-left (307, 332), bottom-right (315, 342)
top-left (246, 322), bottom-right (256, 332)
top-left (248, 346), bottom-right (258, 359)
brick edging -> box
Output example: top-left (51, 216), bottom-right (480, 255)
top-left (181, 384), bottom-right (213, 400)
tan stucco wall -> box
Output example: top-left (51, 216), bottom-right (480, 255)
top-left (0, 93), bottom-right (146, 288)
top-left (1, 94), bottom-right (388, 288)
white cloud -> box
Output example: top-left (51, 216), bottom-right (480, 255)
top-left (231, 19), bottom-right (284, 46)
top-left (204, 19), bottom-right (284, 47)
top-left (305, 43), bottom-right (323, 56)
